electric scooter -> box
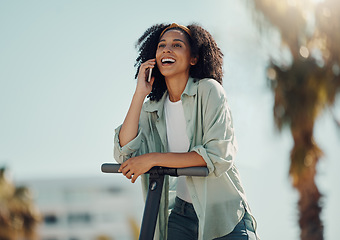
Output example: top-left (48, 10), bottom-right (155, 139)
top-left (101, 163), bottom-right (208, 240)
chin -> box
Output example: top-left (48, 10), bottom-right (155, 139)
top-left (159, 70), bottom-right (173, 78)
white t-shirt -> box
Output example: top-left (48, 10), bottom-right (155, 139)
top-left (164, 95), bottom-right (192, 203)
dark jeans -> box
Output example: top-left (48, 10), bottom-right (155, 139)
top-left (167, 197), bottom-right (258, 240)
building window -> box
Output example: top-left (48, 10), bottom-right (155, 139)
top-left (67, 212), bottom-right (92, 224)
top-left (44, 214), bottom-right (58, 225)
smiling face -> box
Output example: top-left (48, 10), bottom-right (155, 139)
top-left (156, 29), bottom-right (197, 80)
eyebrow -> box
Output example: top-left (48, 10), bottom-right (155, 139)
top-left (159, 39), bottom-right (186, 44)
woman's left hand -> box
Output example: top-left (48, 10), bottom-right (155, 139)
top-left (118, 153), bottom-right (157, 183)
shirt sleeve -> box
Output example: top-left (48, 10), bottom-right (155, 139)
top-left (113, 124), bottom-right (145, 163)
top-left (190, 81), bottom-right (237, 177)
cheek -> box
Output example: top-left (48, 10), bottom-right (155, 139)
top-left (155, 51), bottom-right (162, 64)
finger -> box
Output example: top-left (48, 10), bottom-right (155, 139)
top-left (138, 66), bottom-right (154, 81)
top-left (144, 58), bottom-right (156, 63)
top-left (126, 174), bottom-right (132, 180)
top-left (140, 61), bottom-right (156, 71)
top-left (131, 173), bottom-right (140, 183)
top-left (125, 171), bottom-right (133, 179)
top-left (119, 161), bottom-right (128, 172)
top-left (141, 59), bottom-right (155, 66)
top-left (121, 166), bottom-right (130, 176)
top-left (118, 164), bottom-right (125, 173)
top-left (141, 65), bottom-right (155, 77)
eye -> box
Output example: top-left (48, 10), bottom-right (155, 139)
top-left (173, 43), bottom-right (182, 48)
top-left (158, 43), bottom-right (165, 48)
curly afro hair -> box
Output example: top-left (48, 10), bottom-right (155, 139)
top-left (135, 23), bottom-right (223, 101)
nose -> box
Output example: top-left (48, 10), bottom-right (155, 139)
top-left (163, 44), bottom-right (172, 53)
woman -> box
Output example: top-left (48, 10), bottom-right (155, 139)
top-left (114, 23), bottom-right (258, 240)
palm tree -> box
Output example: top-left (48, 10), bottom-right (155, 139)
top-left (0, 167), bottom-right (16, 240)
top-left (0, 167), bottom-right (41, 240)
top-left (246, 0), bottom-right (340, 239)
top-left (10, 186), bottom-right (41, 240)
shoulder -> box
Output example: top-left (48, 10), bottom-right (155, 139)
top-left (196, 78), bottom-right (227, 102)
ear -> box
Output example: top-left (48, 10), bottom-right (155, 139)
top-left (190, 56), bottom-right (198, 66)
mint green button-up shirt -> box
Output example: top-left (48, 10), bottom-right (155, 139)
top-left (114, 77), bottom-right (255, 240)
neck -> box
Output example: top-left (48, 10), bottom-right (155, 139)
top-left (165, 73), bottom-right (189, 102)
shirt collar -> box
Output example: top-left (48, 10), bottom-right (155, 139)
top-left (182, 76), bottom-right (197, 97)
top-left (144, 77), bottom-right (198, 117)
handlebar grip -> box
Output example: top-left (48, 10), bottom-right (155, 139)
top-left (176, 167), bottom-right (209, 177)
top-left (101, 163), bottom-right (121, 173)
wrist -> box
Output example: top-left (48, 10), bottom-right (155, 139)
top-left (133, 91), bottom-right (147, 101)
top-left (150, 152), bottom-right (161, 167)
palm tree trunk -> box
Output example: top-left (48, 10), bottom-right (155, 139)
top-left (296, 178), bottom-right (323, 240)
top-left (290, 129), bottom-right (323, 240)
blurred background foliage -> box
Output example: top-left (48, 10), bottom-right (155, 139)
top-left (0, 167), bottom-right (41, 240)
top-left (247, 0), bottom-right (340, 239)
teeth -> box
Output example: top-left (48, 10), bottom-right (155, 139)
top-left (162, 58), bottom-right (175, 63)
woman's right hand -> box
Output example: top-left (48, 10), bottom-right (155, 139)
top-left (135, 59), bottom-right (156, 97)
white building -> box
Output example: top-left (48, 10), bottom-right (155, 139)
top-left (20, 174), bottom-right (144, 240)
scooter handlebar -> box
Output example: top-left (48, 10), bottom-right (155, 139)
top-left (101, 163), bottom-right (121, 173)
top-left (101, 163), bottom-right (209, 177)
top-left (176, 167), bottom-right (209, 177)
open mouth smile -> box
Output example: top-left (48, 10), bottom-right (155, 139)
top-left (161, 58), bottom-right (176, 66)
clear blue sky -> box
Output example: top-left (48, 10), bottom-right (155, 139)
top-left (1, 1), bottom-right (339, 239)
